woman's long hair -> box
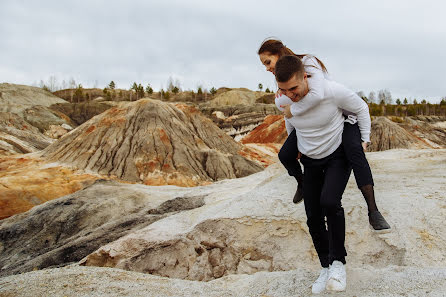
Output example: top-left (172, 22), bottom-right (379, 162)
top-left (258, 38), bottom-right (328, 73)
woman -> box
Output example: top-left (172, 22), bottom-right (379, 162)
top-left (257, 39), bottom-right (390, 231)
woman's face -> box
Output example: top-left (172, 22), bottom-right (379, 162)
top-left (259, 52), bottom-right (279, 75)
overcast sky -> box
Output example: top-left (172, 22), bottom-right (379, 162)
top-left (1, 0), bottom-right (445, 102)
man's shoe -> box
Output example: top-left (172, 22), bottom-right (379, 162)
top-left (293, 186), bottom-right (303, 204)
top-left (311, 267), bottom-right (329, 294)
top-left (369, 210), bottom-right (391, 232)
top-left (326, 261), bottom-right (346, 292)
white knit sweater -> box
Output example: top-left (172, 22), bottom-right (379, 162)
top-left (277, 79), bottom-right (371, 159)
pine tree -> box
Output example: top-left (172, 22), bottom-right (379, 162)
top-left (137, 84), bottom-right (145, 99)
top-left (109, 81), bottom-right (116, 90)
top-left (131, 82), bottom-right (138, 91)
top-left (74, 84), bottom-right (84, 103)
top-left (146, 84), bottom-right (153, 95)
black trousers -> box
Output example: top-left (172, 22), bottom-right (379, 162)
top-left (278, 129), bottom-right (303, 178)
top-left (342, 122), bottom-right (374, 187)
top-left (279, 123), bottom-right (373, 188)
top-left (300, 145), bottom-right (351, 267)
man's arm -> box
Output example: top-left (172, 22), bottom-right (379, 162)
top-left (333, 82), bottom-right (371, 143)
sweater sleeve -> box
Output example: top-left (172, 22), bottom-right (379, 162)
top-left (284, 117), bottom-right (294, 135)
top-left (290, 56), bottom-right (326, 116)
top-left (275, 93), bottom-right (294, 112)
top-left (332, 83), bottom-right (371, 143)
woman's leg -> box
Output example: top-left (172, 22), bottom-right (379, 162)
top-left (278, 129), bottom-right (304, 203)
top-left (342, 122), bottom-right (390, 230)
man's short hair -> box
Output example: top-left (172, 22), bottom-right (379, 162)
top-left (275, 55), bottom-right (305, 82)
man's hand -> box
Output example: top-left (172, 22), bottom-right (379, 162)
top-left (280, 104), bottom-right (292, 118)
top-left (362, 142), bottom-right (368, 152)
top-left (275, 89), bottom-right (283, 98)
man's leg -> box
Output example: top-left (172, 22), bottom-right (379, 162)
top-left (319, 146), bottom-right (351, 292)
top-left (319, 147), bottom-right (351, 265)
top-left (300, 156), bottom-right (328, 268)
top-left (301, 156), bottom-right (331, 294)
top-left (278, 129), bottom-right (304, 203)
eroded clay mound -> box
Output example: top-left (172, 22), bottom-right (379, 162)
top-left (0, 112), bottom-right (53, 155)
top-left (369, 117), bottom-right (428, 151)
top-left (42, 99), bottom-right (263, 186)
top-left (0, 83), bottom-right (66, 109)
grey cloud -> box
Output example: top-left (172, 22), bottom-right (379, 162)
top-left (1, 0), bottom-right (445, 101)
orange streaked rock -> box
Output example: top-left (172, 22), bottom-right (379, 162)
top-left (241, 115), bottom-right (287, 144)
top-left (0, 155), bottom-right (99, 220)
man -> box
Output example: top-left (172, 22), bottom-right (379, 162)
top-left (274, 55), bottom-right (371, 293)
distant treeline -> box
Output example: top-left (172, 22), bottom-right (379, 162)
top-left (47, 78), bottom-right (446, 117)
top-left (367, 100), bottom-right (446, 117)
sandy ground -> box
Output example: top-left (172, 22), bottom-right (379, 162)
top-left (1, 149), bottom-right (446, 296)
top-left (1, 264), bottom-right (445, 297)
top-left (433, 121), bottom-right (446, 129)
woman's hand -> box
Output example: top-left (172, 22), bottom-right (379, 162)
top-left (275, 89), bottom-right (283, 98)
top-left (362, 142), bottom-right (368, 152)
top-left (280, 104), bottom-right (292, 118)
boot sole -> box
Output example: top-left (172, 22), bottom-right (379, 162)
top-left (369, 224), bottom-right (392, 234)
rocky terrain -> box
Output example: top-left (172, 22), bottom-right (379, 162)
top-left (0, 153), bottom-right (99, 220)
top-left (0, 112), bottom-right (53, 155)
top-left (49, 101), bottom-right (118, 126)
top-left (1, 149), bottom-right (445, 296)
top-left (48, 89), bottom-right (279, 142)
top-left (1, 84), bottom-right (446, 296)
top-left (368, 116), bottom-right (446, 151)
top-left (1, 96), bottom-right (269, 220)
top-left (240, 115), bottom-right (288, 145)
top-left (0, 83), bottom-right (66, 110)
top-left (42, 99), bottom-right (263, 185)
top-left (199, 104), bottom-right (281, 141)
top-left (205, 88), bottom-right (265, 106)
top-left (0, 84), bottom-right (74, 155)
top-left (241, 114), bottom-right (446, 151)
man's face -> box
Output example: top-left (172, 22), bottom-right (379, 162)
top-left (277, 73), bottom-right (309, 102)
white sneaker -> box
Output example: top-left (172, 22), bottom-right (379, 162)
top-left (311, 267), bottom-right (329, 294)
top-left (326, 261), bottom-right (346, 292)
